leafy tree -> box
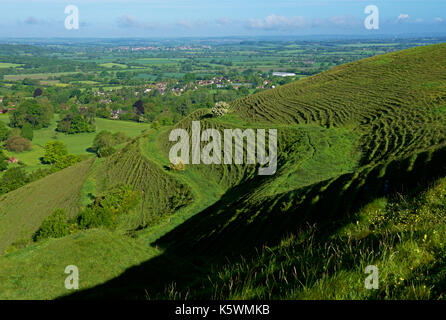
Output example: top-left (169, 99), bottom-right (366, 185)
top-left (33, 88), bottom-right (43, 98)
top-left (112, 132), bottom-right (131, 145)
top-left (92, 130), bottom-right (114, 152)
top-left (9, 99), bottom-right (53, 129)
top-left (0, 120), bottom-right (10, 142)
top-left (20, 123), bottom-right (34, 141)
top-left (0, 148), bottom-right (8, 172)
top-left (57, 113), bottom-right (95, 134)
top-left (4, 136), bottom-right (32, 152)
top-left (91, 130), bottom-right (130, 157)
top-left (133, 100), bottom-right (144, 115)
top-left (56, 114), bottom-right (72, 133)
top-left (0, 167), bottom-right (27, 194)
top-left (43, 141), bottom-right (68, 164)
top-left (68, 114), bottom-right (95, 134)
top-left (54, 153), bottom-right (81, 170)
top-left (43, 140), bottom-right (80, 169)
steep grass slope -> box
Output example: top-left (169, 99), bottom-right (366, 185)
top-left (233, 43), bottom-right (446, 164)
top-left (152, 43), bottom-right (446, 258)
top-left (0, 160), bottom-right (94, 253)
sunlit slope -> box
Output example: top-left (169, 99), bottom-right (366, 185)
top-left (87, 138), bottom-right (194, 230)
top-left (232, 43), bottom-right (446, 164)
top-left (154, 43), bottom-right (446, 257)
top-left (0, 229), bottom-right (158, 299)
top-left (0, 160), bottom-right (94, 253)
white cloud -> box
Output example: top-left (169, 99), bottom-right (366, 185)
top-left (116, 15), bottom-right (158, 29)
top-left (117, 15), bottom-right (141, 28)
top-left (22, 16), bottom-right (50, 26)
top-left (247, 14), bottom-right (306, 30)
top-left (397, 14), bottom-right (410, 22)
top-left (326, 15), bottom-right (360, 27)
top-left (434, 17), bottom-right (444, 22)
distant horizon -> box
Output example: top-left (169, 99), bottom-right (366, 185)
top-left (0, 0), bottom-right (444, 38)
top-left (1, 33), bottom-right (446, 42)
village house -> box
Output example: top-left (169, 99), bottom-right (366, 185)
top-left (8, 157), bottom-right (19, 164)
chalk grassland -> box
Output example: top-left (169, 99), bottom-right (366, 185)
top-left (0, 43), bottom-right (445, 299)
top-left (0, 228), bottom-right (159, 299)
top-left (232, 43), bottom-right (446, 165)
top-left (0, 160), bottom-right (94, 253)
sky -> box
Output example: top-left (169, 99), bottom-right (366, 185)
top-left (0, 0), bottom-right (444, 38)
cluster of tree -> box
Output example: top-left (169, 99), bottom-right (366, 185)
top-left (57, 113), bottom-right (95, 134)
top-left (9, 98), bottom-right (53, 129)
top-left (42, 141), bottom-right (81, 169)
top-left (1, 118), bottom-right (34, 153)
top-left (33, 185), bottom-right (140, 241)
top-left (91, 130), bottom-right (131, 158)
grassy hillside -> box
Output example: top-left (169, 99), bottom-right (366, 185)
top-left (0, 229), bottom-right (158, 299)
top-left (0, 43), bottom-right (445, 300)
top-left (0, 160), bottom-right (94, 253)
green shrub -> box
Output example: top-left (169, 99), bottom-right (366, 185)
top-left (43, 140), bottom-right (68, 164)
top-left (97, 146), bottom-right (116, 158)
top-left (0, 167), bottom-right (27, 194)
top-left (43, 140), bottom-right (80, 169)
top-left (75, 185), bottom-right (140, 231)
top-left (34, 209), bottom-right (69, 241)
top-left (91, 131), bottom-right (130, 157)
top-left (0, 148), bottom-right (8, 172)
top-left (77, 206), bottom-right (116, 230)
top-left (4, 136), bottom-right (32, 153)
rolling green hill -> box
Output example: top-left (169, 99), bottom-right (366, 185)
top-left (0, 43), bottom-right (445, 300)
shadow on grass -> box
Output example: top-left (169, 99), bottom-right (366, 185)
top-left (61, 145), bottom-right (446, 299)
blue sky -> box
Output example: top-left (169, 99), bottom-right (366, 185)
top-left (0, 0), bottom-right (444, 38)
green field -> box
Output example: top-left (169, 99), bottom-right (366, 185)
top-left (99, 63), bottom-right (128, 69)
top-left (0, 62), bottom-right (23, 68)
top-left (3, 72), bottom-right (78, 81)
top-left (0, 115), bottom-right (149, 171)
